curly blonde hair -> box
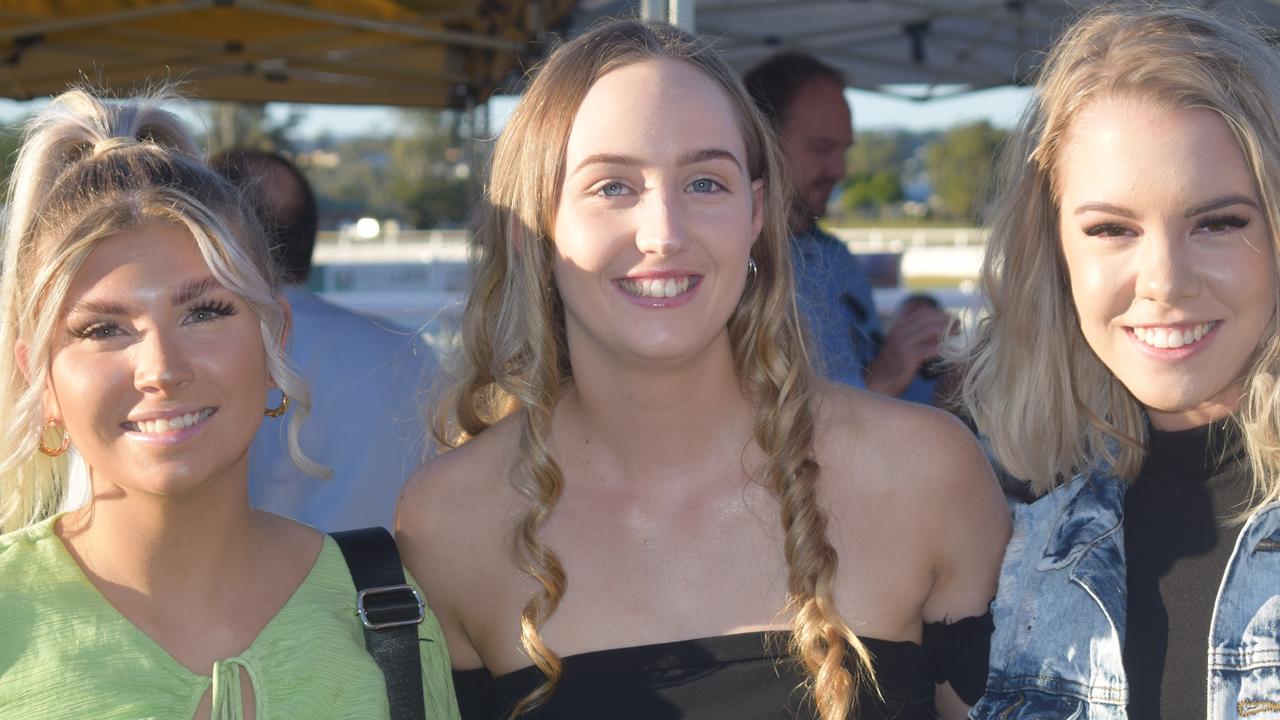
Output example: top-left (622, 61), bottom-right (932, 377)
top-left (433, 18), bottom-right (876, 720)
top-left (0, 88), bottom-right (320, 534)
top-left (961, 5), bottom-right (1280, 506)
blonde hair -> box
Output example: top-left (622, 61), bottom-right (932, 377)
top-left (961, 4), bottom-right (1280, 505)
top-left (433, 18), bottom-right (876, 720)
top-left (0, 88), bottom-right (321, 534)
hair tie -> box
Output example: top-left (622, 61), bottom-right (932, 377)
top-left (91, 136), bottom-right (143, 158)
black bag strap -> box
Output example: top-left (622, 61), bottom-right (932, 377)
top-left (331, 527), bottom-right (427, 720)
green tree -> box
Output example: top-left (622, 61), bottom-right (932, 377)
top-left (301, 108), bottom-right (474, 228)
top-left (386, 109), bottom-right (470, 227)
top-left (924, 121), bottom-right (1006, 221)
top-left (0, 117), bottom-right (26, 191)
top-left (841, 171), bottom-right (903, 215)
top-left (846, 130), bottom-right (909, 177)
top-left (205, 102), bottom-right (304, 155)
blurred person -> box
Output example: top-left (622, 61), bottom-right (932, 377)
top-left (397, 19), bottom-right (1008, 720)
top-left (961, 6), bottom-right (1280, 718)
top-left (0, 89), bottom-right (458, 719)
top-left (744, 53), bottom-right (949, 403)
top-left (213, 149), bottom-right (435, 531)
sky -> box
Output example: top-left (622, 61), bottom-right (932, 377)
top-left (268, 84), bottom-right (1035, 138)
top-left (0, 83), bottom-right (1035, 138)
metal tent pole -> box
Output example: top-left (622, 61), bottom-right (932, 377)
top-left (640, 0), bottom-right (695, 31)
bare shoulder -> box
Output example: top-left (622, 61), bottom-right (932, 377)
top-left (395, 415), bottom-right (524, 667)
top-left (812, 382), bottom-right (1009, 621)
top-left (399, 417), bottom-right (521, 524)
top-left (813, 381), bottom-right (990, 493)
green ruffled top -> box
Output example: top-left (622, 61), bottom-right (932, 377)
top-left (0, 514), bottom-right (460, 720)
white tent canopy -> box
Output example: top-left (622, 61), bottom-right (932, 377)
top-left (602, 0), bottom-right (1280, 100)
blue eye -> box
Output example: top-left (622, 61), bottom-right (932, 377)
top-left (72, 322), bottom-right (121, 340)
top-left (599, 182), bottom-right (628, 197)
top-left (688, 178), bottom-right (723, 194)
top-left (185, 300), bottom-right (237, 324)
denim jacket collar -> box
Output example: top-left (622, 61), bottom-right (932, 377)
top-left (1035, 470), bottom-right (1129, 642)
top-left (1039, 469), bottom-right (1126, 570)
top-left (1255, 511), bottom-right (1280, 552)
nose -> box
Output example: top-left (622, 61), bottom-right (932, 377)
top-left (132, 327), bottom-right (195, 394)
top-left (1135, 228), bottom-right (1200, 303)
top-left (634, 186), bottom-right (688, 256)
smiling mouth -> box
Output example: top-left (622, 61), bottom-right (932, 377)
top-left (123, 408), bottom-right (216, 434)
top-left (618, 276), bottom-right (700, 299)
top-left (1132, 321), bottom-right (1217, 350)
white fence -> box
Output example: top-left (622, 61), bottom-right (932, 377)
top-left (310, 228), bottom-right (987, 340)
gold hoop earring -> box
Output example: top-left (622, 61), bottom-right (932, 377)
top-left (38, 420), bottom-right (71, 457)
top-left (265, 392), bottom-right (290, 418)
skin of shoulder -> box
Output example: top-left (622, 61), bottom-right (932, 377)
top-left (811, 381), bottom-right (1010, 624)
top-left (396, 414), bottom-right (525, 670)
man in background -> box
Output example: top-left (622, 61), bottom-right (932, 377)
top-left (744, 53), bottom-right (947, 403)
top-left (214, 150), bottom-right (435, 530)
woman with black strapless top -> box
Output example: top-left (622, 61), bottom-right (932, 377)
top-left (454, 618), bottom-right (993, 718)
top-left (397, 18), bottom-right (1009, 720)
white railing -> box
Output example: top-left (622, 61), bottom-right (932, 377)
top-left (310, 227), bottom-right (988, 342)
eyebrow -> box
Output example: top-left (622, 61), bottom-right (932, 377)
top-left (1072, 194), bottom-right (1261, 219)
top-left (571, 148), bottom-right (743, 175)
top-left (66, 276), bottom-right (223, 318)
top-left (1072, 202), bottom-right (1137, 218)
top-left (172, 276), bottom-right (222, 306)
top-left (1184, 194), bottom-right (1260, 217)
top-left (67, 298), bottom-right (128, 317)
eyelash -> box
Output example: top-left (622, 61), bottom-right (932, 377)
top-left (687, 178), bottom-right (725, 194)
top-left (1197, 214), bottom-right (1250, 233)
top-left (1083, 222), bottom-right (1131, 238)
top-left (70, 300), bottom-right (238, 340)
top-left (592, 177), bottom-right (727, 198)
top-left (597, 181), bottom-right (630, 197)
top-left (1083, 214), bottom-right (1251, 238)
top-left (187, 299), bottom-right (237, 323)
top-left (71, 321), bottom-right (121, 341)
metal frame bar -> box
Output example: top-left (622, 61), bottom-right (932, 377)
top-left (239, 1), bottom-right (523, 52)
top-left (0, 1), bottom-right (210, 40)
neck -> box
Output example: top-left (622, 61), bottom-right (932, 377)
top-left (560, 333), bottom-right (755, 483)
top-left (58, 459), bottom-right (265, 602)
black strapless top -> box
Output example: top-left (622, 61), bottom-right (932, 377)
top-left (453, 615), bottom-right (991, 719)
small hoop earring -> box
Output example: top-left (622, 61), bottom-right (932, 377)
top-left (747, 256), bottom-right (758, 279)
top-left (38, 420), bottom-right (71, 457)
top-left (265, 392), bottom-right (290, 418)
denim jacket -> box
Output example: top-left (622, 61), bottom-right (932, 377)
top-left (970, 468), bottom-right (1280, 719)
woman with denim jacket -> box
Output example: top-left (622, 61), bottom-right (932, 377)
top-left (959, 6), bottom-right (1280, 719)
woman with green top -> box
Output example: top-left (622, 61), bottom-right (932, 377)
top-left (0, 89), bottom-right (459, 720)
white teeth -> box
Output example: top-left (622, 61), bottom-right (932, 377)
top-left (128, 408), bottom-right (213, 434)
top-left (621, 276), bottom-right (694, 298)
top-left (1133, 322), bottom-right (1215, 350)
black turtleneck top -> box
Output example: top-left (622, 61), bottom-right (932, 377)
top-left (1123, 421), bottom-right (1251, 719)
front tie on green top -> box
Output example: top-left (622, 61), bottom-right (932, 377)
top-left (0, 515), bottom-right (461, 720)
